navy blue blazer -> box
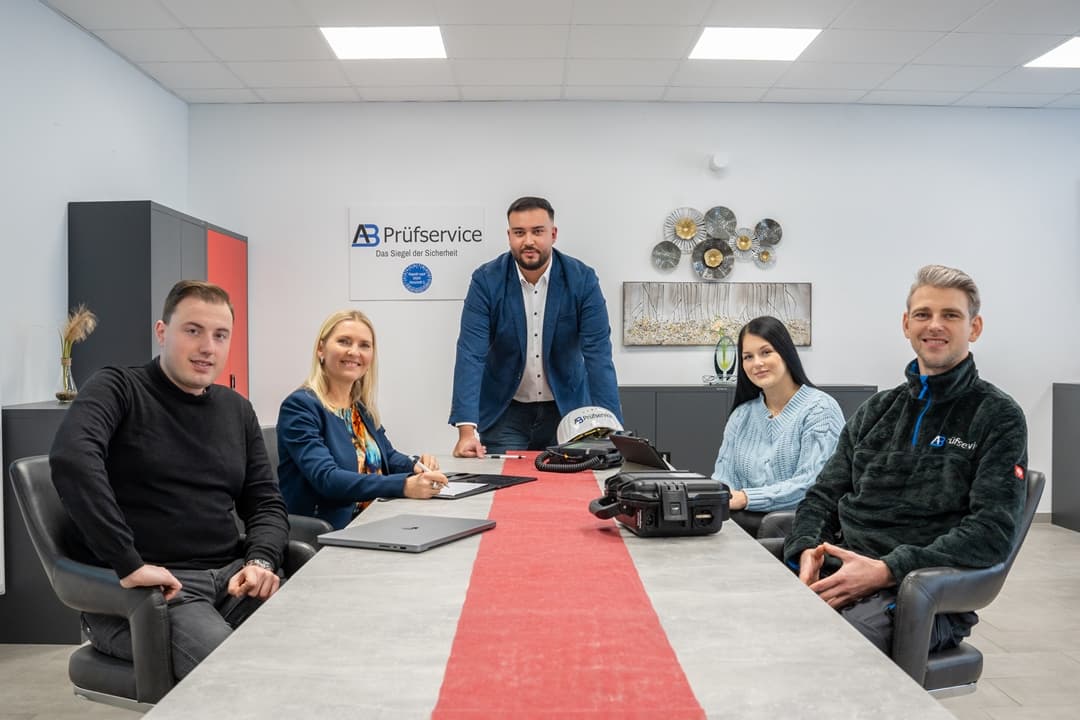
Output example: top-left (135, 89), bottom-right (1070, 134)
top-left (277, 388), bottom-right (415, 530)
top-left (449, 249), bottom-right (622, 432)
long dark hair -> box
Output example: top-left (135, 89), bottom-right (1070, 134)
top-left (729, 316), bottom-right (815, 416)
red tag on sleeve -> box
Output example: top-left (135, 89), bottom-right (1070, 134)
top-left (1014, 465), bottom-right (1025, 480)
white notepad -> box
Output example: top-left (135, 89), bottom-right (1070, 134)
top-left (435, 481), bottom-right (488, 498)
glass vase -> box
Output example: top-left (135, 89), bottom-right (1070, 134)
top-left (56, 357), bottom-right (77, 402)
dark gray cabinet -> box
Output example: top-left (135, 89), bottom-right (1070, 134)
top-left (67, 201), bottom-right (249, 396)
top-left (618, 384), bottom-right (877, 476)
top-left (1052, 383), bottom-right (1080, 531)
top-left (1, 402), bottom-right (80, 643)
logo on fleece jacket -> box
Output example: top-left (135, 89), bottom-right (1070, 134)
top-left (930, 435), bottom-right (978, 451)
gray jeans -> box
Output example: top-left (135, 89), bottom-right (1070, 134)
top-left (82, 559), bottom-right (264, 680)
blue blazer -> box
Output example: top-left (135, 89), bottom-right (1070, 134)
top-left (277, 389), bottom-right (415, 530)
top-left (449, 249), bottom-right (622, 432)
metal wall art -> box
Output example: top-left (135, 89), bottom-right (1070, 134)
top-left (623, 281), bottom-right (812, 347)
top-left (652, 205), bottom-right (783, 279)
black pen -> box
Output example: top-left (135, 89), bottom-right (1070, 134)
top-left (486, 454), bottom-right (526, 459)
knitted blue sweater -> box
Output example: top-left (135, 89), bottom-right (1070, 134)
top-left (710, 385), bottom-right (844, 511)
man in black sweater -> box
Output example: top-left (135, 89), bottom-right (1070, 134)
top-left (783, 265), bottom-right (1027, 654)
top-left (50, 280), bottom-right (288, 680)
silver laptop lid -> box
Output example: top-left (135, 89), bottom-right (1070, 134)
top-left (317, 513), bottom-right (496, 553)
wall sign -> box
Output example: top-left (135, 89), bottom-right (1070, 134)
top-left (348, 205), bottom-right (490, 301)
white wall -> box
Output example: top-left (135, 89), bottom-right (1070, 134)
top-left (189, 101), bottom-right (1080, 512)
top-left (0, 0), bottom-right (188, 406)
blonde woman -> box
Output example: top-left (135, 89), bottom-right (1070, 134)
top-left (277, 310), bottom-right (445, 529)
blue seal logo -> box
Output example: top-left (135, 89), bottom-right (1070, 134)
top-left (402, 263), bottom-right (432, 294)
top-left (930, 435), bottom-right (946, 448)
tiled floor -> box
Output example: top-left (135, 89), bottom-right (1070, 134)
top-left (0, 522), bottom-right (1077, 719)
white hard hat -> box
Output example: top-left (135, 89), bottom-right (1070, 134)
top-left (556, 406), bottom-right (624, 445)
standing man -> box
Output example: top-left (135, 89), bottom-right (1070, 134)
top-left (50, 280), bottom-right (289, 680)
top-left (450, 196), bottom-right (621, 456)
top-left (783, 265), bottom-right (1027, 655)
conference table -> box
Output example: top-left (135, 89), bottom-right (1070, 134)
top-left (146, 456), bottom-right (954, 719)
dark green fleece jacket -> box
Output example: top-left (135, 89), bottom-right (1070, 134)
top-left (784, 354), bottom-right (1027, 584)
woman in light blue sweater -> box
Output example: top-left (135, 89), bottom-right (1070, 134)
top-left (712, 316), bottom-right (845, 537)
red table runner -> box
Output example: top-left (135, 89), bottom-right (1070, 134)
top-left (432, 454), bottom-right (704, 719)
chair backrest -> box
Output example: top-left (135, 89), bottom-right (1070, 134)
top-left (1007, 469), bottom-right (1045, 571)
top-left (261, 425), bottom-right (279, 482)
top-left (8, 455), bottom-right (77, 589)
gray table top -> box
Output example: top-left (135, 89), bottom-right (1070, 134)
top-left (147, 458), bottom-right (953, 719)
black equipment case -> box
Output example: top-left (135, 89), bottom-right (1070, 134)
top-left (588, 471), bottom-right (731, 537)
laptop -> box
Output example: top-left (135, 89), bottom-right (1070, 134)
top-left (609, 434), bottom-right (672, 470)
top-left (317, 513), bottom-right (495, 553)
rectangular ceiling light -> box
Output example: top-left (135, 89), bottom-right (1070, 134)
top-left (1025, 37), bottom-right (1080, 68)
top-left (321, 26), bottom-right (446, 59)
top-left (689, 27), bottom-right (821, 61)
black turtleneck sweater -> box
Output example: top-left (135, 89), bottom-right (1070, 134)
top-left (784, 354), bottom-right (1027, 583)
top-left (50, 359), bottom-right (288, 578)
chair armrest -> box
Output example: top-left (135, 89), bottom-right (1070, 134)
top-left (758, 537), bottom-right (786, 560)
top-left (891, 563), bottom-right (1004, 684)
top-left (283, 539), bottom-right (316, 575)
top-left (758, 511), bottom-right (796, 539)
top-left (288, 514), bottom-right (334, 549)
top-left (49, 556), bottom-right (173, 703)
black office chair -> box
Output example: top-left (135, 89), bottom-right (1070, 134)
top-left (757, 470), bottom-right (1045, 696)
top-left (260, 425), bottom-right (334, 548)
top-left (9, 455), bottom-right (316, 711)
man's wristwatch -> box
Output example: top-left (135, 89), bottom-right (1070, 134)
top-left (245, 558), bottom-right (274, 571)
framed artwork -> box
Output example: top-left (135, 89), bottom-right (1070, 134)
top-left (623, 281), bottom-right (812, 346)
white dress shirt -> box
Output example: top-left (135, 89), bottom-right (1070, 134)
top-left (513, 263), bottom-right (554, 404)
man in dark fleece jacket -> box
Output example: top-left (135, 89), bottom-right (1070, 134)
top-left (784, 265), bottom-right (1027, 654)
top-left (50, 281), bottom-right (288, 681)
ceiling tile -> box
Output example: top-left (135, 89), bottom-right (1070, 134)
top-left (957, 0), bottom-right (1080, 34)
top-left (94, 29), bottom-right (215, 62)
top-left (341, 59), bottom-right (455, 86)
top-left (44, 0), bottom-right (180, 30)
top-left (953, 91), bottom-right (1063, 107)
top-left (858, 90), bottom-right (965, 105)
top-left (160, 0), bottom-right (310, 28)
top-left (978, 67), bottom-right (1080, 94)
top-left (563, 86), bottom-right (665, 101)
top-left (435, 0), bottom-right (573, 25)
top-left (176, 88), bottom-right (261, 103)
top-left (138, 61), bottom-right (245, 88)
top-left (670, 60), bottom-right (790, 87)
top-left (441, 25), bottom-right (568, 58)
top-left (663, 87), bottom-right (767, 101)
top-left (565, 59), bottom-right (679, 85)
top-left (358, 86), bottom-right (460, 101)
top-left (571, 0), bottom-right (712, 26)
top-left (255, 86), bottom-right (361, 102)
top-left (451, 59), bottom-right (564, 85)
top-left (193, 28), bottom-right (334, 62)
top-left (914, 33), bottom-right (1066, 66)
top-left (460, 86), bottom-right (562, 100)
top-left (798, 29), bottom-right (944, 64)
top-left (878, 64), bottom-right (1007, 92)
top-left (832, 0), bottom-right (991, 31)
top-left (702, 0), bottom-right (850, 28)
top-left (775, 62), bottom-right (901, 89)
top-left (296, 0), bottom-right (441, 26)
top-left (227, 61), bottom-right (349, 87)
top-left (1047, 93), bottom-right (1080, 108)
top-left (761, 88), bottom-right (868, 103)
top-left (568, 25), bottom-right (699, 59)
